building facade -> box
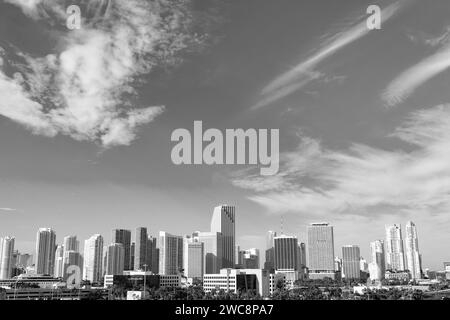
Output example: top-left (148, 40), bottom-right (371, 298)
top-left (112, 229), bottom-right (132, 271)
top-left (385, 224), bottom-right (405, 271)
top-left (83, 234), bottom-right (104, 283)
top-left (405, 221), bottom-right (422, 280)
top-left (158, 231), bottom-right (183, 275)
top-left (35, 228), bottom-right (56, 275)
top-left (0, 236), bottom-right (15, 279)
top-left (342, 245), bottom-right (360, 280)
top-left (210, 205), bottom-right (235, 269)
top-left (307, 223), bottom-right (335, 279)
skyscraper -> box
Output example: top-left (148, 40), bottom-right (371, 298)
top-left (307, 223), bottom-right (335, 279)
top-left (297, 243), bottom-right (307, 273)
top-left (183, 236), bottom-right (204, 279)
top-left (342, 245), bottom-right (361, 280)
top-left (158, 231), bottom-right (183, 275)
top-left (146, 236), bottom-right (159, 274)
top-left (369, 240), bottom-right (385, 281)
top-left (112, 229), bottom-right (132, 270)
top-left (35, 228), bottom-right (56, 275)
top-left (193, 231), bottom-right (222, 274)
top-left (385, 224), bottom-right (405, 271)
top-left (264, 231), bottom-right (277, 271)
top-left (54, 245), bottom-right (64, 278)
top-left (0, 236), bottom-right (15, 280)
top-left (405, 221), bottom-right (422, 280)
top-left (83, 234), bottom-right (104, 283)
top-left (134, 227), bottom-right (148, 271)
top-left (62, 235), bottom-right (82, 279)
top-left (274, 235), bottom-right (298, 271)
top-left (210, 205), bottom-right (235, 269)
top-left (106, 243), bottom-right (125, 275)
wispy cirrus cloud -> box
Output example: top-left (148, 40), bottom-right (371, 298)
top-left (251, 0), bottom-right (413, 110)
top-left (0, 207), bottom-right (18, 212)
top-left (233, 104), bottom-right (450, 218)
top-left (0, 0), bottom-right (213, 147)
top-left (383, 27), bottom-right (450, 107)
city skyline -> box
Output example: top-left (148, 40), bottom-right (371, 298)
top-left (0, 0), bottom-right (450, 273)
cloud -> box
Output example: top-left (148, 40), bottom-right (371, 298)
top-left (0, 0), bottom-right (211, 147)
top-left (0, 207), bottom-right (18, 212)
top-left (383, 38), bottom-right (450, 107)
top-left (252, 0), bottom-right (412, 110)
top-left (232, 104), bottom-right (450, 218)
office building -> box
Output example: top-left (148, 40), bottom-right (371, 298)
top-left (385, 224), bottom-right (405, 271)
top-left (193, 231), bottom-right (222, 274)
top-left (0, 236), bottom-right (15, 279)
top-left (158, 231), bottom-right (183, 275)
top-left (54, 245), bottom-right (64, 278)
top-left (342, 245), bottom-right (360, 280)
top-left (210, 205), bottom-right (235, 268)
top-left (134, 227), bottom-right (148, 271)
top-left (106, 243), bottom-right (125, 276)
top-left (83, 234), bottom-right (104, 283)
top-left (112, 229), bottom-right (132, 270)
top-left (35, 228), bottom-right (57, 275)
top-left (274, 235), bottom-right (298, 271)
top-left (183, 236), bottom-right (204, 279)
top-left (203, 269), bottom-right (264, 296)
top-left (146, 236), bottom-right (159, 274)
top-left (307, 223), bottom-right (335, 279)
top-left (242, 248), bottom-right (260, 269)
top-left (405, 221), bottom-right (422, 280)
top-left (264, 231), bottom-right (276, 271)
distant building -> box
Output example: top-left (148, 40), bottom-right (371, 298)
top-left (106, 243), bottom-right (125, 276)
top-left (307, 223), bottom-right (335, 280)
top-left (35, 228), bottom-right (57, 275)
top-left (369, 240), bottom-right (385, 281)
top-left (54, 245), bottom-right (64, 278)
top-left (0, 236), bottom-right (15, 279)
top-left (146, 236), bottom-right (159, 274)
top-left (134, 227), bottom-right (148, 271)
top-left (112, 229), bottom-right (132, 271)
top-left (104, 271), bottom-right (181, 288)
top-left (385, 270), bottom-right (411, 283)
top-left (264, 231), bottom-right (277, 271)
top-left (203, 268), bottom-right (267, 296)
top-left (193, 231), bottom-right (222, 274)
top-left (444, 263), bottom-right (450, 280)
top-left (342, 245), bottom-right (360, 280)
top-left (360, 258), bottom-right (368, 272)
top-left (274, 235), bottom-right (298, 272)
top-left (405, 221), bottom-right (422, 280)
top-left (385, 225), bottom-right (405, 271)
top-left (158, 231), bottom-right (183, 275)
top-left (183, 236), bottom-right (204, 279)
top-left (83, 234), bottom-right (104, 283)
top-left (210, 205), bottom-right (235, 269)
top-left (243, 248), bottom-right (260, 269)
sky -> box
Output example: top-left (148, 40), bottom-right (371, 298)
top-left (0, 0), bottom-right (449, 270)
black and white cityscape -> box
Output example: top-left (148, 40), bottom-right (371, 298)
top-left (1, 0), bottom-right (450, 302)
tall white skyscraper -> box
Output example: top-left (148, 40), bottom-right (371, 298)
top-left (158, 231), bottom-right (183, 275)
top-left (342, 245), bottom-right (360, 280)
top-left (385, 224), bottom-right (405, 271)
top-left (83, 234), bottom-right (104, 283)
top-left (405, 221), bottom-right (422, 280)
top-left (106, 243), bottom-right (125, 275)
top-left (369, 240), bottom-right (385, 281)
top-left (35, 228), bottom-right (56, 275)
top-left (210, 205), bottom-right (235, 269)
top-left (0, 236), bottom-right (15, 280)
top-left (307, 223), bottom-right (335, 279)
top-left (54, 245), bottom-right (64, 278)
top-left (183, 236), bottom-right (204, 279)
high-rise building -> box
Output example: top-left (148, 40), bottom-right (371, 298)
top-left (235, 245), bottom-right (242, 268)
top-left (193, 231), bottom-right (222, 274)
top-left (0, 236), bottom-right (15, 279)
top-left (17, 253), bottom-right (32, 268)
top-left (307, 223), bottom-right (335, 279)
top-left (146, 236), bottom-right (159, 274)
top-left (63, 250), bottom-right (83, 281)
top-left (243, 248), bottom-right (260, 269)
top-left (274, 235), bottom-right (298, 271)
top-left (183, 236), bottom-right (204, 279)
top-left (106, 243), bottom-right (125, 276)
top-left (264, 231), bottom-right (276, 271)
top-left (360, 258), bottom-right (368, 272)
top-left (385, 224), bottom-right (405, 271)
top-left (158, 231), bottom-right (183, 275)
top-left (83, 234), bottom-right (104, 283)
top-left (210, 205), bottom-right (235, 269)
top-left (135, 227), bottom-right (148, 271)
top-left (112, 229), bottom-right (132, 270)
top-left (54, 245), bottom-right (64, 278)
top-left (35, 228), bottom-right (57, 275)
top-left (63, 236), bottom-right (79, 253)
top-left (342, 245), bottom-right (361, 280)
top-left (297, 243), bottom-right (307, 272)
top-left (405, 221), bottom-right (422, 280)
top-left (369, 240), bottom-right (385, 281)
top-left (130, 242), bottom-right (135, 270)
